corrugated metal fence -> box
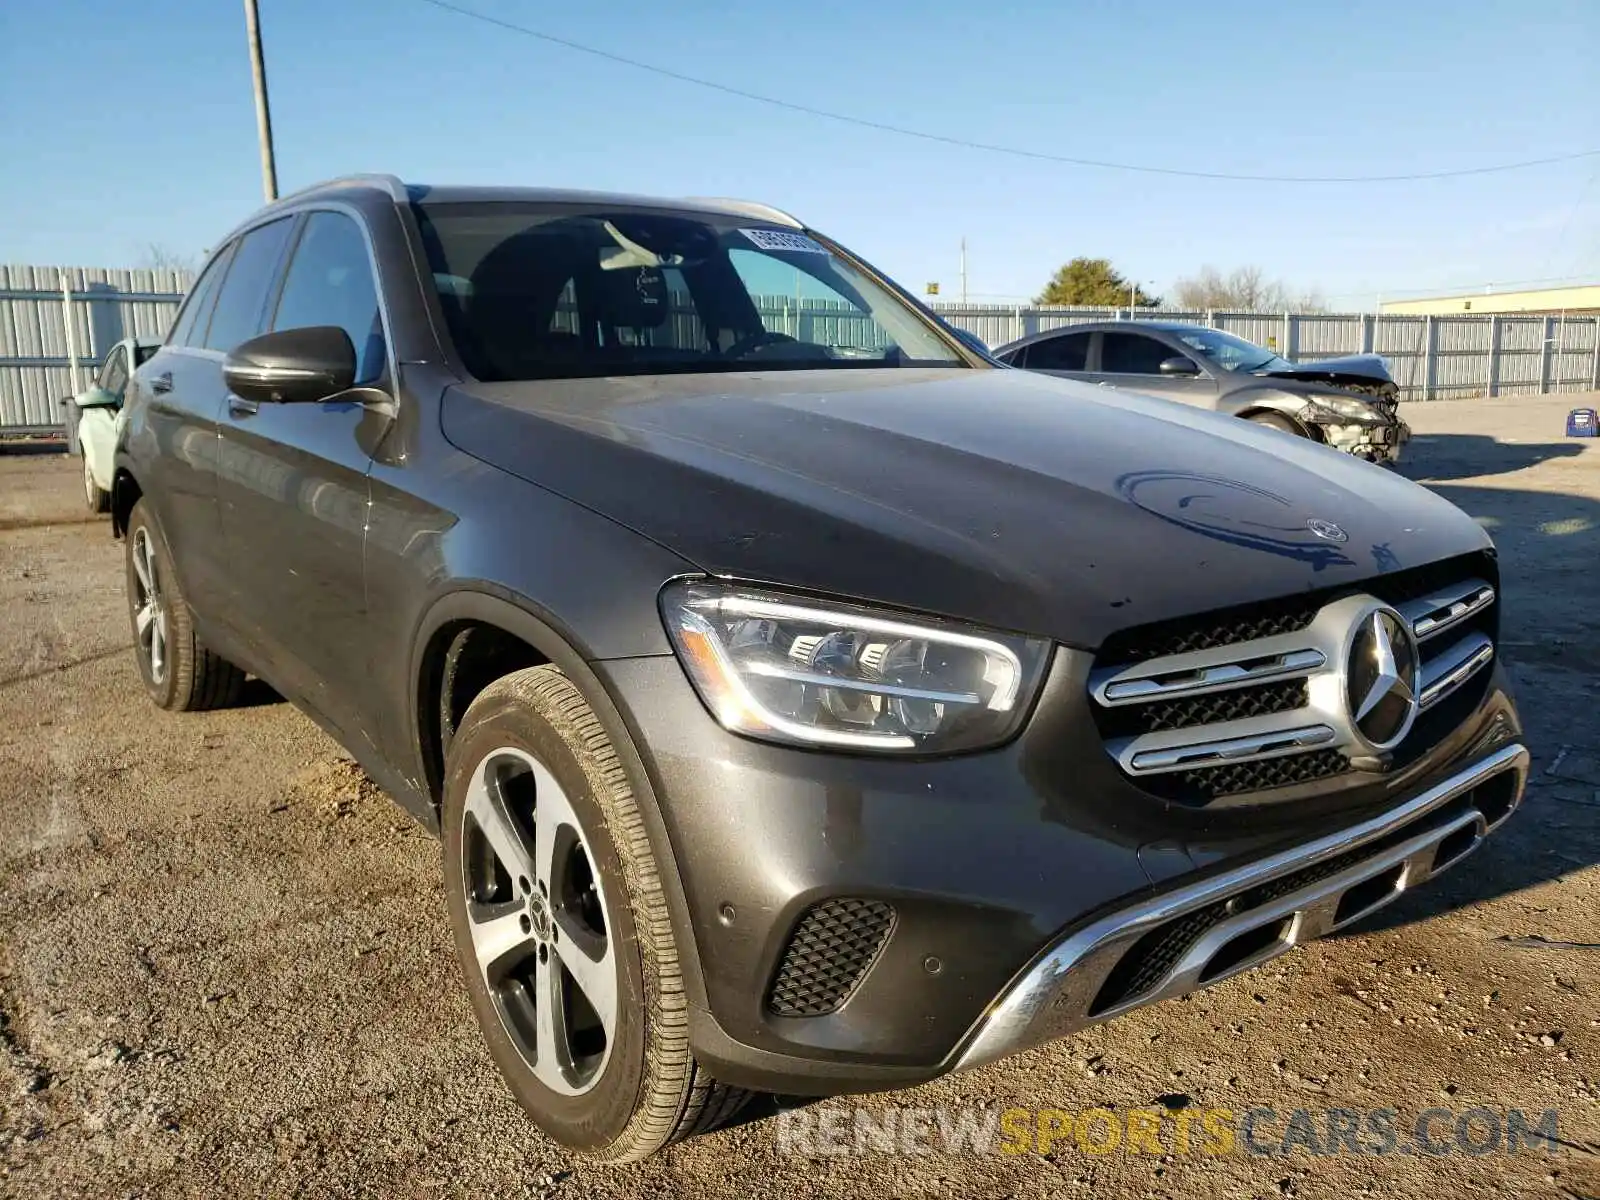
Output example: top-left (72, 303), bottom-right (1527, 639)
top-left (935, 305), bottom-right (1600, 402)
top-left (1, 264), bottom-right (192, 434)
top-left (4, 264), bottom-right (1598, 436)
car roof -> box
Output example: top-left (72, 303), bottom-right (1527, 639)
top-left (245, 174), bottom-right (806, 230)
top-left (993, 320), bottom-right (1205, 355)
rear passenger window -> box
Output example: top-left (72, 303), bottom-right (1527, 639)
top-left (270, 212), bottom-right (385, 383)
top-left (203, 218), bottom-right (294, 353)
top-left (1027, 331), bottom-right (1090, 371)
top-left (169, 244), bottom-right (234, 347)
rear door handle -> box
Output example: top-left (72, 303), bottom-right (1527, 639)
top-left (151, 371), bottom-right (173, 394)
top-left (227, 395), bottom-right (260, 417)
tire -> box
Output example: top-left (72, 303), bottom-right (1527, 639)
top-left (441, 665), bottom-right (749, 1161)
top-left (1245, 410), bottom-right (1308, 438)
top-left (124, 499), bottom-right (246, 711)
top-left (84, 457), bottom-right (110, 514)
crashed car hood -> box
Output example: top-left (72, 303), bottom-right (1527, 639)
top-left (442, 368), bottom-right (1485, 647)
top-left (1258, 353), bottom-right (1397, 396)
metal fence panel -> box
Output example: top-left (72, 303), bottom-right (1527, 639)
top-left (4, 263), bottom-right (1598, 435)
top-left (0, 263), bottom-right (191, 432)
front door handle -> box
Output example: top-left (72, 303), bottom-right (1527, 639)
top-left (151, 371), bottom-right (173, 394)
top-left (227, 395), bottom-right (260, 417)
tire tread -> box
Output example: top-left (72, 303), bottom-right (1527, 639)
top-left (466, 665), bottom-right (750, 1162)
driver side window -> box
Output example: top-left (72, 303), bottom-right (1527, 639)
top-left (98, 347), bottom-right (129, 397)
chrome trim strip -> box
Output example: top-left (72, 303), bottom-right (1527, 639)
top-left (951, 743), bottom-right (1528, 1072)
top-left (1419, 636), bottom-right (1495, 710)
top-left (1097, 648), bottom-right (1326, 705)
top-left (1403, 581), bottom-right (1495, 643)
top-left (1124, 724), bottom-right (1336, 774)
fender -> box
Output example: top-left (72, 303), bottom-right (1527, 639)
top-left (406, 586), bottom-right (713, 1020)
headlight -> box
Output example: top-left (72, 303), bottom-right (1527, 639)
top-left (1302, 394), bottom-right (1386, 423)
top-left (661, 581), bottom-right (1050, 753)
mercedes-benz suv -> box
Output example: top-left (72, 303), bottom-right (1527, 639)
top-left (113, 176), bottom-right (1526, 1161)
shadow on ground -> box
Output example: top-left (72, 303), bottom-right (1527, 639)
top-left (1400, 433), bottom-right (1584, 481)
top-left (1338, 436), bottom-right (1600, 936)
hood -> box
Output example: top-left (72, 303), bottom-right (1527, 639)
top-left (441, 368), bottom-right (1485, 648)
top-left (1260, 353), bottom-right (1397, 398)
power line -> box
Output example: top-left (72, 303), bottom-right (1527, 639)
top-left (415, 0), bottom-right (1600, 185)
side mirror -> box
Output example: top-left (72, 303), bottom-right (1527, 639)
top-left (223, 325), bottom-right (356, 405)
top-left (74, 386), bottom-right (119, 409)
top-left (1158, 355), bottom-right (1200, 377)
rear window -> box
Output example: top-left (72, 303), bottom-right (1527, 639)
top-left (412, 202), bottom-right (964, 382)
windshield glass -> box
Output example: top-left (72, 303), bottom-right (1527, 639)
top-left (412, 202), bottom-right (966, 381)
top-left (1172, 328), bottom-right (1289, 373)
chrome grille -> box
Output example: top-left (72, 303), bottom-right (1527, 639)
top-left (1089, 555), bottom-right (1498, 803)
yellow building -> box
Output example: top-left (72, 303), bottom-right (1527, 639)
top-left (1380, 284), bottom-right (1600, 315)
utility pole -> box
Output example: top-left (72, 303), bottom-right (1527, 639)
top-left (959, 238), bottom-right (968, 305)
top-left (244, 0), bottom-right (278, 202)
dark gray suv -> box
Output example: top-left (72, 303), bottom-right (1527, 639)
top-left (114, 176), bottom-right (1526, 1161)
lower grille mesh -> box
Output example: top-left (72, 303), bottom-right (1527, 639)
top-left (766, 898), bottom-right (895, 1018)
top-left (1150, 747), bottom-right (1352, 803)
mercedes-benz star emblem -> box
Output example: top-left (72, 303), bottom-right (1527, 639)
top-left (1306, 518), bottom-right (1348, 543)
top-left (1346, 607), bottom-right (1419, 749)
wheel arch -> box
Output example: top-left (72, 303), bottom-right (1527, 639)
top-left (1236, 400), bottom-right (1322, 441)
top-left (408, 587), bottom-right (712, 1013)
top-left (110, 465), bottom-right (143, 538)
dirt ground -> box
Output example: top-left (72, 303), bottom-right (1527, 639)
top-left (2, 395), bottom-right (1597, 1199)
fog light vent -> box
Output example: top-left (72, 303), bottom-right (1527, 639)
top-left (766, 898), bottom-right (895, 1018)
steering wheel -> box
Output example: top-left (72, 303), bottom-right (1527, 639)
top-left (723, 330), bottom-right (799, 360)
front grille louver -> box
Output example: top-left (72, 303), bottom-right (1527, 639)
top-left (1090, 553), bottom-right (1499, 805)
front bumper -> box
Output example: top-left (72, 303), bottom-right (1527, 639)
top-left (956, 740), bottom-right (1527, 1069)
top-left (595, 650), bottom-right (1522, 1096)
top-left (1318, 415), bottom-right (1410, 464)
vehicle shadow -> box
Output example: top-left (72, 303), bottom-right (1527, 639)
top-left (237, 678), bottom-right (286, 708)
top-left (1336, 463), bottom-right (1600, 937)
top-left (1397, 433), bottom-right (1584, 482)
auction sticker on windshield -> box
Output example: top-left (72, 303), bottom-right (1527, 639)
top-left (741, 228), bottom-right (829, 254)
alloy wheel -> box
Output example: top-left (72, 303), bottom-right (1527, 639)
top-left (130, 527), bottom-right (168, 684)
top-left (461, 746), bottom-right (617, 1096)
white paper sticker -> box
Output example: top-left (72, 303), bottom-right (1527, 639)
top-left (740, 228), bottom-right (828, 254)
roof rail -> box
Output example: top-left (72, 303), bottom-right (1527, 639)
top-left (273, 173), bottom-right (411, 205)
top-left (681, 196), bottom-right (803, 229)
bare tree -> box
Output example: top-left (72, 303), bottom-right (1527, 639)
top-left (1173, 265), bottom-right (1326, 313)
top-left (140, 243), bottom-right (199, 276)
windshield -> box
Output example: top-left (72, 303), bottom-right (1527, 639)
top-left (412, 202), bottom-right (966, 381)
top-left (1172, 328), bottom-right (1289, 373)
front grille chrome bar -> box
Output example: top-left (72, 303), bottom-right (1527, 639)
top-left (952, 743), bottom-right (1528, 1072)
top-left (1097, 648), bottom-right (1326, 706)
top-left (1419, 634), bottom-right (1495, 710)
top-left (1402, 581), bottom-right (1495, 643)
top-left (1121, 723), bottom-right (1336, 775)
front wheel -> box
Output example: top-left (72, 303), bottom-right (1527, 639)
top-left (1245, 410), bottom-right (1309, 438)
top-left (441, 665), bottom-right (749, 1161)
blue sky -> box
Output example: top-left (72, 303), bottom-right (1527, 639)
top-left (3, 0), bottom-right (1597, 308)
